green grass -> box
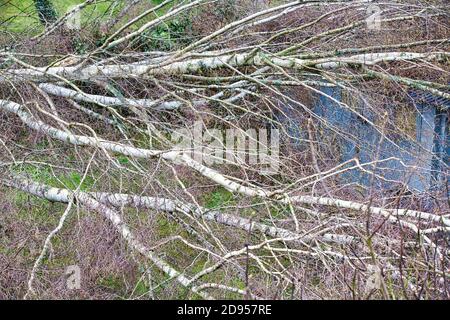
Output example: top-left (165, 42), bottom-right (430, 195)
top-left (0, 0), bottom-right (120, 33)
top-left (0, 0), bottom-right (177, 34)
top-left (0, 0), bottom-right (40, 33)
top-left (97, 274), bottom-right (127, 296)
top-left (12, 164), bottom-right (95, 191)
top-left (203, 186), bottom-right (235, 209)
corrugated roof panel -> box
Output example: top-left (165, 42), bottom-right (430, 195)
top-left (409, 87), bottom-right (450, 109)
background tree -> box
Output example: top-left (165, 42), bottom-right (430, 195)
top-left (34, 0), bottom-right (57, 26)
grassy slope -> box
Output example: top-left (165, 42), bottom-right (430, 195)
top-left (1, 0), bottom-right (173, 34)
top-left (0, 0), bottom-right (120, 33)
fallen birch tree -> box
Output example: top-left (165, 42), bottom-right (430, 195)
top-left (0, 0), bottom-right (448, 300)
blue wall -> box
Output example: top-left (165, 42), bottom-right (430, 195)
top-left (277, 86), bottom-right (449, 194)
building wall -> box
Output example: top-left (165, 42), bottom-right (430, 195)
top-left (277, 86), bottom-right (449, 194)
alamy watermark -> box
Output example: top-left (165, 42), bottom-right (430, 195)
top-left (66, 265), bottom-right (81, 290)
top-left (65, 6), bottom-right (81, 30)
top-left (366, 4), bottom-right (382, 30)
top-left (170, 121), bottom-right (280, 174)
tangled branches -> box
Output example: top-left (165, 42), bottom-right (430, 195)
top-left (0, 0), bottom-right (449, 299)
